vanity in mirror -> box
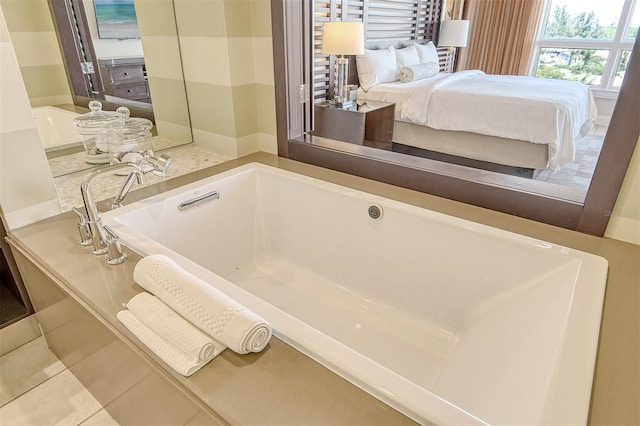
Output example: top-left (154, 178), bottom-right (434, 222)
top-left (271, 0), bottom-right (639, 236)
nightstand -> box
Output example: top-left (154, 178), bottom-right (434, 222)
top-left (313, 100), bottom-right (395, 150)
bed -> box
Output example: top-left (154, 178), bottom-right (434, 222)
top-left (352, 41), bottom-right (598, 175)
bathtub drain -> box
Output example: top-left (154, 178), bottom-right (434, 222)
top-left (368, 205), bottom-right (383, 219)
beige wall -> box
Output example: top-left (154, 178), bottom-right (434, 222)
top-left (134, 0), bottom-right (192, 143)
top-left (174, 0), bottom-right (277, 157)
top-left (0, 0), bottom-right (73, 107)
top-left (605, 136), bottom-right (640, 245)
top-left (0, 6), bottom-right (61, 229)
top-left (2, 0), bottom-right (278, 156)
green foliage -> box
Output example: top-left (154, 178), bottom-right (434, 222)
top-left (544, 5), bottom-right (614, 40)
top-left (617, 50), bottom-right (631, 73)
top-left (539, 5), bottom-right (624, 84)
top-left (536, 65), bottom-right (566, 80)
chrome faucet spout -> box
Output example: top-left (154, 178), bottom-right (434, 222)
top-left (80, 162), bottom-right (145, 255)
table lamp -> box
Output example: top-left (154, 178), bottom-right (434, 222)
top-left (321, 21), bottom-right (365, 108)
top-left (438, 20), bottom-right (470, 72)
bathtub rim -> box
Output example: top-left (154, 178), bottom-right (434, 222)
top-left (102, 161), bottom-right (609, 425)
top-left (32, 105), bottom-right (83, 152)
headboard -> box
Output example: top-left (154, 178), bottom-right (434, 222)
top-left (314, 0), bottom-right (444, 101)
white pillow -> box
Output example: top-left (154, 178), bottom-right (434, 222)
top-left (412, 41), bottom-right (439, 64)
top-left (399, 62), bottom-right (439, 83)
top-left (395, 45), bottom-right (421, 71)
top-left (356, 46), bottom-right (397, 92)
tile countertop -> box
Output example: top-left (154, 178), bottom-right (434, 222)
top-left (9, 152), bottom-right (640, 426)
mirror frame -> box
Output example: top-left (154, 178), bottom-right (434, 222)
top-left (271, 0), bottom-right (639, 236)
top-left (48, 0), bottom-right (154, 122)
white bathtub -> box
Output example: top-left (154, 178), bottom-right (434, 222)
top-left (102, 163), bottom-right (608, 425)
top-left (32, 106), bottom-right (82, 151)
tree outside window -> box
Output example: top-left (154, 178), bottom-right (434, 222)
top-left (533, 0), bottom-right (638, 91)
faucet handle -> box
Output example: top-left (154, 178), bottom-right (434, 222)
top-left (153, 154), bottom-right (171, 177)
top-left (72, 207), bottom-right (93, 246)
top-left (143, 154), bottom-right (171, 177)
top-left (103, 225), bottom-right (127, 265)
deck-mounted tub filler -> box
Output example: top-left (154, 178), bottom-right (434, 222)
top-left (101, 162), bottom-right (608, 425)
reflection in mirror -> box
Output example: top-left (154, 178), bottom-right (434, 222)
top-left (0, 0), bottom-right (193, 178)
top-left (273, 0), bottom-right (639, 235)
top-left (307, 1), bottom-right (636, 204)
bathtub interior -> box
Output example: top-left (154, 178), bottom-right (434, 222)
top-left (104, 164), bottom-right (604, 425)
top-left (32, 106), bottom-right (82, 151)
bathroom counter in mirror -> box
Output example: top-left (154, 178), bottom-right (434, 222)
top-left (52, 141), bottom-right (232, 211)
top-left (7, 153), bottom-right (639, 426)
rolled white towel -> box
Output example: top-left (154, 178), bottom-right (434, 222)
top-left (117, 310), bottom-right (213, 377)
top-left (133, 254), bottom-right (272, 354)
top-left (126, 292), bottom-right (225, 362)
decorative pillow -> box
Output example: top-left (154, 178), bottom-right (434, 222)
top-left (412, 41), bottom-right (439, 64)
top-left (398, 62), bottom-right (439, 83)
top-left (355, 46), bottom-right (397, 92)
top-left (395, 45), bottom-right (421, 71)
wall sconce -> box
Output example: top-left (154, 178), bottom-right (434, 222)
top-left (438, 20), bottom-right (470, 72)
top-left (321, 21), bottom-right (364, 108)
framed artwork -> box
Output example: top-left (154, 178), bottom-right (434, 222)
top-left (94, 0), bottom-right (140, 39)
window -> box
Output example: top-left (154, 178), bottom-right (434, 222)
top-left (532, 0), bottom-right (638, 93)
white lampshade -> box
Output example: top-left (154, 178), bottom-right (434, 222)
top-left (438, 20), bottom-right (470, 48)
top-left (321, 22), bottom-right (365, 55)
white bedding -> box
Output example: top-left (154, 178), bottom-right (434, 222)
top-left (358, 71), bottom-right (598, 171)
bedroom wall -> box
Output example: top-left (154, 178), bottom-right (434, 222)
top-left (593, 96), bottom-right (617, 127)
top-left (173, 0), bottom-right (277, 157)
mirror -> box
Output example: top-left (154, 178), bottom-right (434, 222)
top-left (272, 1), bottom-right (639, 236)
top-left (305, 1), bottom-right (633, 205)
top-left (0, 0), bottom-right (193, 178)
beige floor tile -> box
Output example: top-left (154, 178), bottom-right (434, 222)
top-left (0, 369), bottom-right (101, 426)
top-left (183, 411), bottom-right (225, 426)
top-left (0, 336), bottom-right (65, 406)
top-left (103, 374), bottom-right (201, 426)
top-left (79, 408), bottom-right (120, 426)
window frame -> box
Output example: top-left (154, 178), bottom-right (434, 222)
top-left (530, 0), bottom-right (638, 98)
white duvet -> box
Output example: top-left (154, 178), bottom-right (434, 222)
top-left (359, 71), bottom-right (598, 171)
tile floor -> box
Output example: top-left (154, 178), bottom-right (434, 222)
top-left (0, 336), bottom-right (119, 426)
top-left (533, 124), bottom-right (607, 192)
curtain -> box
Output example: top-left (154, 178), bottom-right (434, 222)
top-left (456, 0), bottom-right (544, 75)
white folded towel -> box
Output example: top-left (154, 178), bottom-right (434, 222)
top-left (117, 310), bottom-right (214, 376)
top-left (126, 292), bottom-right (225, 362)
top-left (133, 254), bottom-right (272, 354)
